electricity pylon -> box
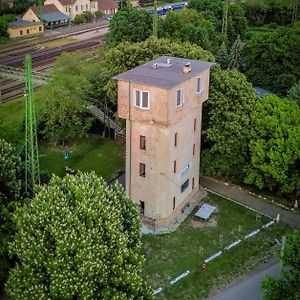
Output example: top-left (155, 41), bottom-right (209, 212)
top-left (153, 1), bottom-right (158, 38)
top-left (222, 0), bottom-right (228, 37)
top-left (24, 54), bottom-right (40, 194)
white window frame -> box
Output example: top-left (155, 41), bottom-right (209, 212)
top-left (135, 89), bottom-right (150, 110)
top-left (176, 88), bottom-right (184, 107)
top-left (197, 76), bottom-right (204, 93)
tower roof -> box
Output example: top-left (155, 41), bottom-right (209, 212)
top-left (113, 56), bottom-right (213, 89)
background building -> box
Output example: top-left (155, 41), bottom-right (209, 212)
top-left (7, 20), bottom-right (44, 38)
top-left (115, 56), bottom-right (213, 228)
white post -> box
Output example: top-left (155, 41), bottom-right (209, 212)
top-left (294, 199), bottom-right (298, 209)
top-left (276, 213), bottom-right (280, 223)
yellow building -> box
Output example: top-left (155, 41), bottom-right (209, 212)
top-left (115, 56), bottom-right (213, 229)
top-left (7, 20), bottom-right (44, 38)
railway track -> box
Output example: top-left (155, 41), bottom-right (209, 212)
top-left (0, 36), bottom-right (104, 103)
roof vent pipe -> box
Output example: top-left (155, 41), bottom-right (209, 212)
top-left (182, 62), bottom-right (191, 74)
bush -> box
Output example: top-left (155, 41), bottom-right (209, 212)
top-left (83, 10), bottom-right (93, 22)
top-left (74, 14), bottom-right (85, 24)
top-left (95, 10), bottom-right (103, 18)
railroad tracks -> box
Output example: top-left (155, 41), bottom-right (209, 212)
top-left (0, 36), bottom-right (105, 103)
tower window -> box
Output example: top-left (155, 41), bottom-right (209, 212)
top-left (181, 179), bottom-right (189, 193)
top-left (139, 163), bottom-right (145, 177)
top-left (192, 177), bottom-right (195, 189)
top-left (140, 135), bottom-right (146, 150)
top-left (173, 160), bottom-right (177, 173)
top-left (197, 77), bottom-right (204, 93)
top-left (176, 89), bottom-right (183, 107)
top-left (193, 144), bottom-right (195, 156)
top-left (173, 197), bottom-right (176, 210)
top-left (135, 90), bottom-right (149, 109)
top-left (174, 133), bottom-right (178, 147)
top-left (194, 118), bottom-right (197, 131)
top-left (140, 201), bottom-right (145, 214)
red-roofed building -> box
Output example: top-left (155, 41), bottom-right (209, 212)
top-left (43, 0), bottom-right (118, 20)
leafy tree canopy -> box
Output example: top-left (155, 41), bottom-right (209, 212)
top-left (105, 7), bottom-right (152, 48)
top-left (243, 23), bottom-right (300, 95)
top-left (202, 67), bottom-right (259, 177)
top-left (287, 80), bottom-right (300, 105)
top-left (244, 95), bottom-right (300, 196)
top-left (6, 172), bottom-right (152, 300)
top-left (261, 230), bottom-right (300, 300)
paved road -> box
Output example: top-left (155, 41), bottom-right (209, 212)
top-left (200, 176), bottom-right (300, 228)
top-left (208, 260), bottom-right (280, 300)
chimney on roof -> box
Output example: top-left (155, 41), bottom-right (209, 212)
top-left (182, 62), bottom-right (191, 74)
top-left (152, 63), bottom-right (158, 69)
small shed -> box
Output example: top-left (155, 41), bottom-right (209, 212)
top-left (7, 20), bottom-right (44, 38)
top-left (195, 203), bottom-right (216, 220)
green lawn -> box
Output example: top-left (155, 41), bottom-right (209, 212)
top-left (40, 136), bottom-right (124, 180)
top-left (143, 193), bottom-right (290, 299)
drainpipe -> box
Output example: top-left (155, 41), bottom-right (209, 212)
top-left (128, 81), bottom-right (132, 198)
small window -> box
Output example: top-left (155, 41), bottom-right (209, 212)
top-left (39, 26), bottom-right (42, 31)
top-left (20, 30), bottom-right (23, 35)
top-left (26, 29), bottom-right (29, 34)
top-left (65, 7), bottom-right (68, 12)
top-left (176, 89), bottom-right (183, 107)
top-left (81, 4), bottom-right (83, 10)
top-left (76, 5), bottom-right (78, 11)
top-left (193, 144), bottom-right (195, 156)
top-left (197, 77), bottom-right (204, 93)
top-left (135, 90), bottom-right (149, 109)
top-left (86, 3), bottom-right (88, 9)
top-left (173, 160), bottom-right (177, 173)
top-left (140, 201), bottom-right (145, 215)
top-left (192, 177), bottom-right (195, 189)
top-left (140, 135), bottom-right (146, 150)
top-left (194, 118), bottom-right (197, 131)
top-left (173, 197), bottom-right (176, 210)
top-left (174, 133), bottom-right (178, 147)
top-left (139, 163), bottom-right (145, 177)
top-left (181, 179), bottom-right (189, 193)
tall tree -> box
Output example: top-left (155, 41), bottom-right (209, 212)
top-left (0, 139), bottom-right (22, 288)
top-left (287, 80), bottom-right (300, 105)
top-left (6, 172), bottom-right (152, 300)
top-left (202, 67), bottom-right (259, 177)
top-left (244, 95), bottom-right (300, 197)
top-left (215, 41), bottom-right (229, 69)
top-left (105, 7), bottom-right (152, 48)
top-left (228, 35), bottom-right (244, 70)
top-left (261, 230), bottom-right (300, 300)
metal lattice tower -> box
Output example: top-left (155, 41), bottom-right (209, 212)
top-left (222, 0), bottom-right (228, 36)
top-left (24, 54), bottom-right (40, 194)
top-left (153, 1), bottom-right (158, 38)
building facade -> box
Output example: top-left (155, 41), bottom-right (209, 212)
top-left (115, 56), bottom-right (213, 228)
top-left (7, 20), bottom-right (44, 38)
top-left (43, 0), bottom-right (118, 20)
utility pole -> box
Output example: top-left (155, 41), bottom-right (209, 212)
top-left (24, 54), bottom-right (40, 194)
top-left (222, 0), bottom-right (228, 37)
top-left (153, 0), bottom-right (158, 38)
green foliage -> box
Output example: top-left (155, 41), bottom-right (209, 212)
top-left (6, 172), bottom-right (152, 299)
top-left (261, 230), bottom-right (300, 300)
top-left (38, 53), bottom-right (93, 144)
top-left (202, 67), bottom-right (259, 177)
top-left (102, 37), bottom-right (214, 104)
top-left (243, 23), bottom-right (300, 95)
top-left (228, 35), bottom-right (244, 70)
top-left (243, 0), bottom-right (268, 26)
top-left (244, 95), bottom-right (300, 196)
top-left (0, 14), bottom-right (16, 38)
top-left (83, 10), bottom-right (93, 22)
top-left (74, 13), bottom-right (85, 24)
top-left (95, 10), bottom-right (104, 18)
top-left (215, 41), bottom-right (229, 69)
top-left (160, 9), bottom-right (220, 51)
top-left (227, 4), bottom-right (248, 44)
top-left (0, 139), bottom-right (22, 288)
top-left (287, 80), bottom-right (300, 105)
top-left (105, 7), bottom-right (152, 48)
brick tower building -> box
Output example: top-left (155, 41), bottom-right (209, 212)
top-left (114, 56), bottom-right (213, 228)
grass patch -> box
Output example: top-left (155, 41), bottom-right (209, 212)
top-left (39, 136), bottom-right (124, 180)
top-left (143, 193), bottom-right (290, 299)
top-left (42, 37), bottom-right (78, 48)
